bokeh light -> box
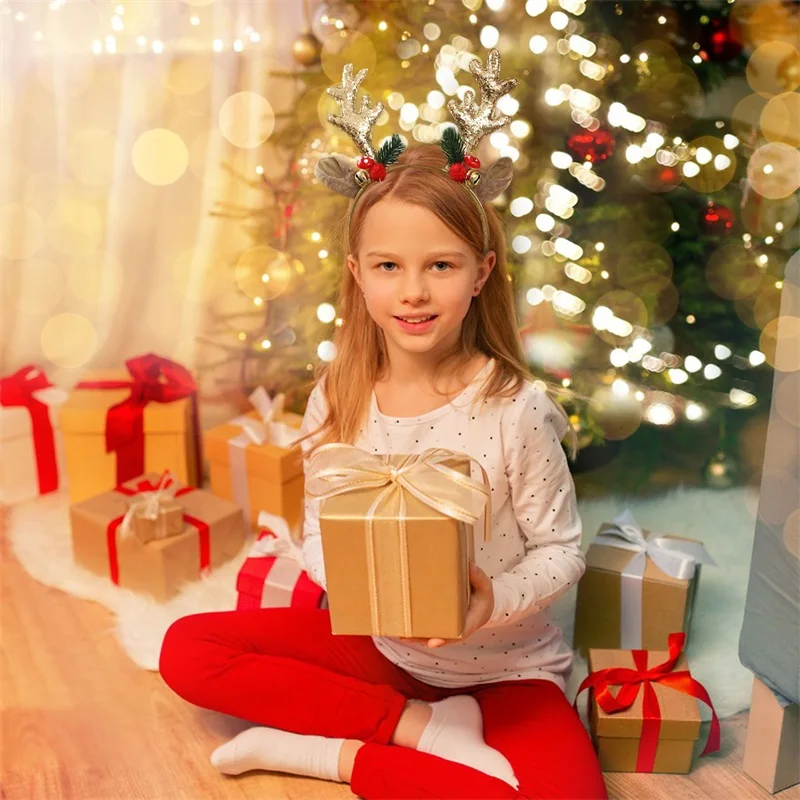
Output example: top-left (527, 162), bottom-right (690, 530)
top-left (321, 30), bottom-right (377, 82)
top-left (0, 204), bottom-right (45, 259)
top-left (747, 42), bottom-right (800, 97)
top-left (760, 315), bottom-right (800, 372)
top-left (131, 128), bottom-right (189, 185)
top-left (683, 136), bottom-right (736, 193)
top-left (747, 141), bottom-right (800, 199)
top-left (234, 246), bottom-right (293, 301)
top-left (218, 92), bottom-right (275, 149)
top-left (47, 197), bottom-right (104, 256)
top-left (40, 312), bottom-right (98, 369)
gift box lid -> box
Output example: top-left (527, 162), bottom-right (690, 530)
top-left (60, 370), bottom-right (193, 435)
top-left (587, 647), bottom-right (702, 741)
top-left (204, 410), bottom-right (304, 483)
top-left (71, 472), bottom-right (242, 533)
top-left (586, 529), bottom-right (701, 588)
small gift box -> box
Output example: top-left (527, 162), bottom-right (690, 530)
top-left (0, 365), bottom-right (68, 504)
top-left (236, 512), bottom-right (326, 610)
top-left (69, 472), bottom-right (245, 602)
top-left (204, 388), bottom-right (305, 532)
top-left (573, 510), bottom-right (716, 654)
top-left (123, 474), bottom-right (185, 543)
top-left (575, 632), bottom-right (720, 774)
top-left (59, 354), bottom-right (202, 504)
top-left (306, 445), bottom-right (491, 638)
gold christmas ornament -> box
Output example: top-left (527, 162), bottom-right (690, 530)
top-left (468, 170), bottom-right (482, 186)
top-left (354, 168), bottom-right (370, 186)
top-left (292, 29), bottom-right (322, 67)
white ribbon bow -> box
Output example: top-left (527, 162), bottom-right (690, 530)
top-left (231, 388), bottom-right (300, 449)
top-left (120, 472), bottom-right (180, 540)
top-left (593, 509), bottom-right (716, 649)
top-left (250, 511), bottom-right (304, 564)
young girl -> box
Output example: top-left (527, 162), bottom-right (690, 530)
top-left (159, 142), bottom-right (607, 798)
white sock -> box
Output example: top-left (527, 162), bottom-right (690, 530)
top-left (417, 695), bottom-right (519, 789)
top-left (210, 726), bottom-right (345, 781)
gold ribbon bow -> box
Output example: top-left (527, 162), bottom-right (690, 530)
top-left (306, 444), bottom-right (491, 636)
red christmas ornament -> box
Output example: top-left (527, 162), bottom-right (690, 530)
top-left (701, 201), bottom-right (734, 235)
top-left (368, 162), bottom-right (387, 181)
top-left (464, 154), bottom-right (481, 169)
top-left (700, 18), bottom-right (743, 63)
top-left (566, 126), bottom-right (616, 164)
top-left (449, 162), bottom-right (468, 182)
top-left (357, 156), bottom-right (375, 169)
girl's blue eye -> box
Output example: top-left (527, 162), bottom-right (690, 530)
top-left (378, 262), bottom-right (397, 271)
top-left (432, 261), bottom-right (452, 272)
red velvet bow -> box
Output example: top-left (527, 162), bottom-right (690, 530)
top-left (574, 632), bottom-right (720, 772)
top-left (106, 473), bottom-right (209, 587)
top-left (0, 365), bottom-right (59, 494)
top-left (76, 353), bottom-right (201, 485)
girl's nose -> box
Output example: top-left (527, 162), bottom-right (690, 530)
top-left (399, 274), bottom-right (430, 303)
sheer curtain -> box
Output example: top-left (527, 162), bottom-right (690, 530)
top-left (1, 0), bottom-right (303, 417)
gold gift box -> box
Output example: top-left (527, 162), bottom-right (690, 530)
top-left (126, 495), bottom-right (184, 543)
top-left (573, 529), bottom-right (701, 655)
top-left (204, 409), bottom-right (305, 531)
top-left (320, 454), bottom-right (475, 639)
top-left (60, 369), bottom-right (199, 504)
top-left (70, 473), bottom-right (245, 602)
top-left (588, 647), bottom-right (702, 774)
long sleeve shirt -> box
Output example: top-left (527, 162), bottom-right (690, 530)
top-left (299, 359), bottom-right (584, 691)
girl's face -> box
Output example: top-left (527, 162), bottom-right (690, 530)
top-left (348, 198), bottom-right (495, 364)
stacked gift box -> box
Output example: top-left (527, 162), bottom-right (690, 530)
top-left (573, 510), bottom-right (716, 653)
top-left (204, 388), bottom-right (305, 533)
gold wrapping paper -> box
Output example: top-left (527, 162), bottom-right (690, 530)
top-left (307, 446), bottom-right (491, 638)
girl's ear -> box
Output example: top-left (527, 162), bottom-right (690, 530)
top-left (347, 255), bottom-right (362, 290)
top-left (476, 250), bottom-right (496, 291)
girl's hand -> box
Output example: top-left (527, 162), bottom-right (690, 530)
top-left (399, 562), bottom-right (495, 649)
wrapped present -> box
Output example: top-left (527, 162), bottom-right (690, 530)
top-left (306, 445), bottom-right (491, 638)
top-left (204, 388), bottom-right (304, 532)
top-left (122, 473), bottom-right (185, 543)
top-left (60, 353), bottom-right (202, 504)
top-left (236, 511), bottom-right (326, 610)
top-left (573, 510), bottom-right (716, 654)
top-left (0, 365), bottom-right (67, 504)
top-left (575, 632), bottom-right (720, 774)
top-left (69, 472), bottom-right (245, 602)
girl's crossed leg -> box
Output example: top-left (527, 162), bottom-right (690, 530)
top-left (159, 607), bottom-right (606, 799)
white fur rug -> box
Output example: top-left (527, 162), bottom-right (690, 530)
top-left (7, 486), bottom-right (758, 720)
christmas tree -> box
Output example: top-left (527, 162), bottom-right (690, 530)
top-left (199, 0), bottom-right (799, 488)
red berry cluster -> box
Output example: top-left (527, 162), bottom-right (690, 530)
top-left (448, 154), bottom-right (481, 183)
top-left (357, 156), bottom-right (387, 181)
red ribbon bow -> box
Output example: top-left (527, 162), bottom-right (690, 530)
top-left (76, 353), bottom-right (201, 485)
top-left (574, 632), bottom-right (720, 772)
top-left (0, 365), bottom-right (59, 495)
top-left (106, 473), bottom-right (210, 586)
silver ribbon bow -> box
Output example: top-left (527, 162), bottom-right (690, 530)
top-left (593, 509), bottom-right (717, 649)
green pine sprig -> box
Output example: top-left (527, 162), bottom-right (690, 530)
top-left (376, 133), bottom-right (406, 166)
top-left (440, 126), bottom-right (465, 165)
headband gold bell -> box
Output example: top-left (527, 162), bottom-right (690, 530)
top-left (314, 49), bottom-right (519, 254)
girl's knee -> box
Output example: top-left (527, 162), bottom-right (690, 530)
top-left (159, 613), bottom-right (214, 700)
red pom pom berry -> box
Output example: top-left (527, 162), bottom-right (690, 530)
top-left (449, 162), bottom-right (469, 182)
top-left (357, 156), bottom-right (375, 169)
top-left (369, 162), bottom-right (387, 181)
top-left (464, 154), bottom-right (481, 169)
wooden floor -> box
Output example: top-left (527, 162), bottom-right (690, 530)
top-left (2, 512), bottom-right (797, 800)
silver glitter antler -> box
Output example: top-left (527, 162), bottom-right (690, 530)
top-left (448, 49), bottom-right (519, 154)
top-left (326, 63), bottom-right (384, 160)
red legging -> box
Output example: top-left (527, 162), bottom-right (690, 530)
top-left (159, 607), bottom-right (607, 799)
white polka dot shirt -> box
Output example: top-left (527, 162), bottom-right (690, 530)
top-left (299, 360), bottom-right (584, 691)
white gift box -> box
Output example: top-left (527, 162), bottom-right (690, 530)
top-left (0, 374), bottom-right (67, 504)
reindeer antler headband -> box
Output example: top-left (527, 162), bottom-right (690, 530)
top-left (314, 49), bottom-right (518, 255)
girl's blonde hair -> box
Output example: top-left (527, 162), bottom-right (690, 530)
top-left (302, 144), bottom-right (576, 456)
